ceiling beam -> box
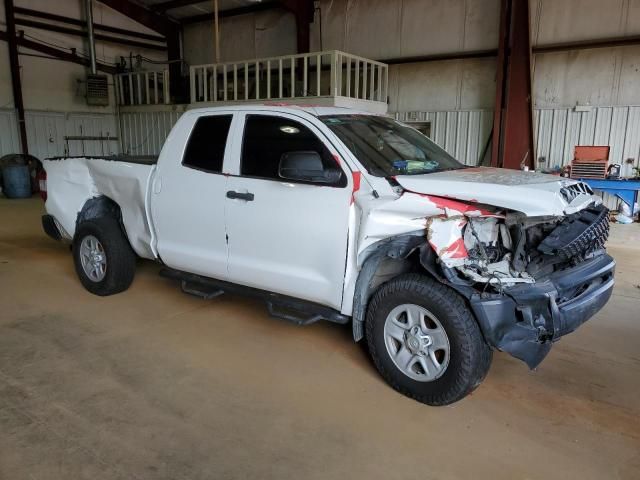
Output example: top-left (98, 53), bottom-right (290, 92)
top-left (14, 6), bottom-right (166, 42)
top-left (14, 18), bottom-right (167, 51)
top-left (151, 0), bottom-right (205, 13)
top-left (96, 0), bottom-right (183, 101)
top-left (0, 29), bottom-right (118, 74)
top-left (97, 0), bottom-right (176, 35)
top-left (181, 1), bottom-right (281, 24)
top-left (533, 35), bottom-right (640, 53)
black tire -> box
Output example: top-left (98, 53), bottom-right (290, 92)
top-left (72, 217), bottom-right (136, 296)
top-left (365, 273), bottom-right (492, 406)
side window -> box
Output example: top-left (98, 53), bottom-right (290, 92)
top-left (241, 115), bottom-right (345, 186)
top-left (182, 115), bottom-right (232, 173)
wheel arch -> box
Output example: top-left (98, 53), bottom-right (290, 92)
top-left (74, 196), bottom-right (134, 252)
top-left (352, 234), bottom-right (437, 342)
top-left (76, 195), bottom-right (123, 228)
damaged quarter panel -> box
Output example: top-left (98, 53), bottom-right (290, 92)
top-left (43, 157), bottom-right (156, 259)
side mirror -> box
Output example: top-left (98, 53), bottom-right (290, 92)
top-left (278, 151), bottom-right (341, 184)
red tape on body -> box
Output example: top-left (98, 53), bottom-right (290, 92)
top-left (350, 171), bottom-right (362, 205)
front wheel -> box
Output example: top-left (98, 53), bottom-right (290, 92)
top-left (73, 217), bottom-right (136, 296)
top-left (365, 274), bottom-right (492, 406)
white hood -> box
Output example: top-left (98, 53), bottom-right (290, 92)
top-left (394, 167), bottom-right (598, 217)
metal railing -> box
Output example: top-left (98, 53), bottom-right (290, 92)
top-left (116, 70), bottom-right (170, 106)
top-left (189, 50), bottom-right (388, 105)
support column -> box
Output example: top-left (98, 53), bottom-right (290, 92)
top-left (491, 0), bottom-right (534, 170)
top-left (281, 0), bottom-right (313, 54)
top-left (4, 0), bottom-right (29, 154)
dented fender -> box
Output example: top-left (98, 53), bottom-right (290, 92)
top-left (42, 157), bottom-right (156, 259)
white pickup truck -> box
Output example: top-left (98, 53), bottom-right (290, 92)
top-left (42, 105), bottom-right (615, 405)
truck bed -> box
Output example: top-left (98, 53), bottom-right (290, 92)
top-left (47, 155), bottom-right (158, 165)
top-left (43, 156), bottom-right (156, 260)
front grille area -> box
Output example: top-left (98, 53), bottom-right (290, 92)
top-left (560, 182), bottom-right (594, 203)
top-left (538, 203), bottom-right (609, 259)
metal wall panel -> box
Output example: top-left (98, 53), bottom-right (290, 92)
top-left (23, 111), bottom-right (119, 160)
top-left (0, 110), bottom-right (118, 159)
top-left (119, 110), bottom-right (182, 156)
top-left (534, 105), bottom-right (640, 177)
top-left (398, 106), bottom-right (636, 211)
top-left (0, 109), bottom-right (20, 156)
top-left (396, 110), bottom-right (493, 166)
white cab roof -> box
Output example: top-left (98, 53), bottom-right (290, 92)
top-left (187, 104), bottom-right (384, 118)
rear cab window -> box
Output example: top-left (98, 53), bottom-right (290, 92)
top-left (182, 115), bottom-right (233, 173)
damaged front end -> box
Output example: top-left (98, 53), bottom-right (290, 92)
top-left (424, 197), bottom-right (615, 368)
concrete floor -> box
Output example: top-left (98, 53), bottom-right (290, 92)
top-left (1, 197), bottom-right (639, 480)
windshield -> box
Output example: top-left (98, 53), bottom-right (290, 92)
top-left (321, 115), bottom-right (465, 176)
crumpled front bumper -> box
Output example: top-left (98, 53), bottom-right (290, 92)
top-left (469, 253), bottom-right (616, 368)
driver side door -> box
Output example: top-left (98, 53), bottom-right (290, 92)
top-left (224, 112), bottom-right (353, 310)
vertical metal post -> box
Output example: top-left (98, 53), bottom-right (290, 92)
top-left (279, 59), bottom-right (283, 98)
top-left (128, 73), bottom-right (134, 105)
top-left (329, 52), bottom-right (336, 96)
top-left (154, 72), bottom-right (159, 104)
top-left (303, 56), bottom-right (307, 96)
top-left (213, 0), bottom-right (220, 63)
top-left (362, 62), bottom-right (367, 99)
top-left (233, 64), bottom-right (238, 100)
top-left (84, 0), bottom-right (97, 74)
top-left (223, 64), bottom-right (227, 101)
top-left (244, 62), bottom-right (249, 100)
top-left (290, 57), bottom-right (295, 98)
top-left (491, 0), bottom-right (534, 169)
top-left (355, 60), bottom-right (359, 98)
top-left (190, 66), bottom-right (196, 103)
top-left (316, 54), bottom-right (321, 96)
top-left (213, 65), bottom-right (217, 101)
top-left (255, 61), bottom-right (260, 99)
top-left (145, 72), bottom-right (150, 104)
top-left (346, 56), bottom-right (351, 97)
top-left (202, 68), bottom-right (208, 102)
top-left (5, 0), bottom-right (28, 154)
top-left (267, 60), bottom-right (271, 99)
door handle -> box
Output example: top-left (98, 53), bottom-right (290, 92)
top-left (226, 190), bottom-right (254, 201)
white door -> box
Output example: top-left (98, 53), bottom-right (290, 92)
top-left (151, 112), bottom-right (235, 279)
top-left (225, 113), bottom-right (353, 309)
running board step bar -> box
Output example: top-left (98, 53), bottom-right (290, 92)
top-left (181, 280), bottom-right (224, 300)
top-left (160, 268), bottom-right (350, 326)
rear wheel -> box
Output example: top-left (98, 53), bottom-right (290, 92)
top-left (73, 217), bottom-right (136, 296)
top-left (365, 273), bottom-right (492, 406)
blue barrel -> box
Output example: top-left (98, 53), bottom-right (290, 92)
top-left (2, 164), bottom-right (32, 199)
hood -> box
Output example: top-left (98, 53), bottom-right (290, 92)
top-left (394, 167), bottom-right (598, 217)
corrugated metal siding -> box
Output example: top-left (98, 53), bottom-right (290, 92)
top-left (0, 109), bottom-right (21, 156)
top-left (534, 105), bottom-right (640, 210)
top-left (119, 110), bottom-right (182, 156)
top-left (395, 110), bottom-right (493, 165)
top-left (23, 111), bottom-right (119, 160)
top-left (534, 105), bottom-right (640, 177)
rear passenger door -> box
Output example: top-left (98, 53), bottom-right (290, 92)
top-left (224, 112), bottom-right (353, 310)
top-left (151, 112), bottom-right (235, 279)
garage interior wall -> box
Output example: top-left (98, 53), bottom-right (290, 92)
top-left (0, 0), bottom-right (168, 158)
top-left (177, 0), bottom-right (640, 173)
top-left (2, 0), bottom-right (640, 176)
